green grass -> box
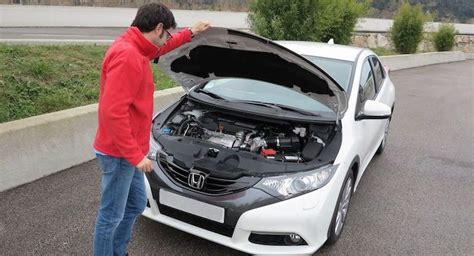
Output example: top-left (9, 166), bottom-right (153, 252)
top-left (0, 44), bottom-right (176, 123)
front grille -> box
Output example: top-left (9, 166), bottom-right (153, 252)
top-left (158, 153), bottom-right (258, 195)
top-left (157, 201), bottom-right (235, 237)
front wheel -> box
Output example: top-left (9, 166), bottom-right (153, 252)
top-left (326, 170), bottom-right (354, 245)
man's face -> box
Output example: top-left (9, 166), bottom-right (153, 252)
top-left (152, 23), bottom-right (172, 47)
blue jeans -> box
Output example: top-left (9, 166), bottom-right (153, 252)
top-left (93, 154), bottom-right (147, 256)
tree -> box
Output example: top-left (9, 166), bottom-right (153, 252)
top-left (389, 2), bottom-right (430, 54)
top-left (248, 0), bottom-right (369, 45)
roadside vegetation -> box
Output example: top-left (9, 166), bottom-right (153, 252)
top-left (0, 44), bottom-right (176, 123)
top-left (432, 23), bottom-right (457, 51)
top-left (389, 2), bottom-right (430, 54)
top-left (248, 0), bottom-right (369, 45)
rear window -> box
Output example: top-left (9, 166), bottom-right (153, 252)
top-left (304, 56), bottom-right (353, 91)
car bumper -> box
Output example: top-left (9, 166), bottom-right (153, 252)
top-left (142, 161), bottom-right (348, 255)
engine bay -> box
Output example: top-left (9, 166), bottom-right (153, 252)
top-left (155, 99), bottom-right (338, 164)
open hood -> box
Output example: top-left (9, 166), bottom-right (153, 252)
top-left (157, 27), bottom-right (347, 116)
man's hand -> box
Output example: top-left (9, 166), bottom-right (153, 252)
top-left (136, 157), bottom-right (153, 173)
top-left (191, 21), bottom-right (211, 36)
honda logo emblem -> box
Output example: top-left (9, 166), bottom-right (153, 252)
top-left (188, 170), bottom-right (206, 190)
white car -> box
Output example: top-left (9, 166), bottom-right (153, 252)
top-left (142, 28), bottom-right (395, 255)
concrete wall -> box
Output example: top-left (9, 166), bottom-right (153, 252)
top-left (465, 52), bottom-right (474, 60)
top-left (355, 18), bottom-right (474, 35)
top-left (351, 32), bottom-right (474, 53)
top-left (379, 51), bottom-right (466, 71)
top-left (0, 52), bottom-right (469, 192)
top-left (0, 87), bottom-right (185, 192)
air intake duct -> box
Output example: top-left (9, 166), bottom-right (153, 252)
top-left (265, 135), bottom-right (300, 151)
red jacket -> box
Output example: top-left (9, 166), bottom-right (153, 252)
top-left (94, 27), bottom-right (192, 165)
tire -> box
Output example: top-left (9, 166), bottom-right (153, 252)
top-left (326, 169), bottom-right (354, 245)
top-left (375, 118), bottom-right (391, 155)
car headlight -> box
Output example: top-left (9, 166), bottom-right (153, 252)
top-left (255, 164), bottom-right (338, 199)
top-left (147, 135), bottom-right (163, 161)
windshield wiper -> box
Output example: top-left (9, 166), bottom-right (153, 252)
top-left (231, 100), bottom-right (320, 116)
top-left (231, 100), bottom-right (280, 110)
top-left (277, 104), bottom-right (321, 116)
top-left (194, 89), bottom-right (225, 100)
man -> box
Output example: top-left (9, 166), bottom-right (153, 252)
top-left (92, 3), bottom-right (210, 255)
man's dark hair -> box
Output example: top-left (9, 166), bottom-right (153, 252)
top-left (131, 3), bottom-right (177, 32)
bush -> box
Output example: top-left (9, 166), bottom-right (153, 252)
top-left (248, 0), bottom-right (369, 45)
top-left (390, 3), bottom-right (430, 54)
top-left (432, 23), bottom-right (457, 51)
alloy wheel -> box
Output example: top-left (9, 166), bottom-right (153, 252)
top-left (334, 177), bottom-right (352, 236)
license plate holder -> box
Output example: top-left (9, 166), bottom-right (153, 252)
top-left (159, 189), bottom-right (225, 223)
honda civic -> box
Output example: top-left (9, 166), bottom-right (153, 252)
top-left (142, 27), bottom-right (395, 255)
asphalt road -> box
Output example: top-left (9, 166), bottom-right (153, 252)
top-left (1, 61), bottom-right (473, 255)
top-left (0, 27), bottom-right (195, 44)
top-left (0, 27), bottom-right (124, 40)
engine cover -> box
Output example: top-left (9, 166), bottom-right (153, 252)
top-left (206, 132), bottom-right (237, 148)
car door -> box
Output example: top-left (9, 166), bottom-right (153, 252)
top-left (354, 58), bottom-right (384, 170)
top-left (370, 55), bottom-right (393, 147)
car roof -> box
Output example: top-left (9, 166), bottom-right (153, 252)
top-left (274, 41), bottom-right (364, 62)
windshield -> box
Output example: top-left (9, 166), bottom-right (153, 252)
top-left (304, 56), bottom-right (353, 91)
top-left (201, 78), bottom-right (334, 114)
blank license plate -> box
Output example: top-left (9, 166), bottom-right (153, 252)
top-left (159, 189), bottom-right (225, 223)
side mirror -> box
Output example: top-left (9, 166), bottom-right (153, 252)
top-left (356, 100), bottom-right (391, 120)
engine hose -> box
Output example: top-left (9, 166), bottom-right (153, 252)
top-left (177, 116), bottom-right (194, 135)
top-left (183, 123), bottom-right (191, 136)
top-left (266, 135), bottom-right (300, 151)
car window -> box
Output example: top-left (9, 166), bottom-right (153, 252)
top-left (359, 59), bottom-right (376, 102)
top-left (303, 56), bottom-right (353, 91)
top-left (202, 78), bottom-right (334, 114)
top-left (370, 56), bottom-right (385, 92)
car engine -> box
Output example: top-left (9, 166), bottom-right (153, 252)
top-left (157, 105), bottom-right (333, 163)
